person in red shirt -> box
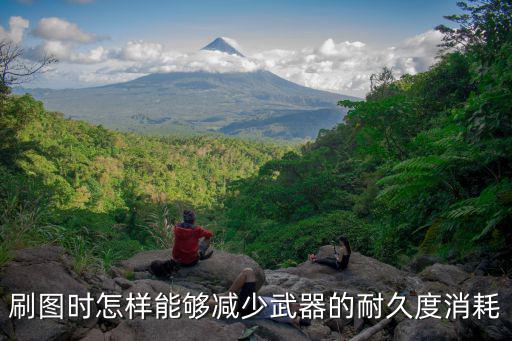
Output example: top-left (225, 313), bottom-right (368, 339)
top-left (172, 210), bottom-right (213, 266)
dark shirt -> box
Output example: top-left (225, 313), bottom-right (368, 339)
top-left (339, 254), bottom-right (350, 270)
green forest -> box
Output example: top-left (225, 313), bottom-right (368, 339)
top-left (0, 95), bottom-right (286, 271)
top-left (221, 1), bottom-right (512, 268)
top-left (1, 1), bottom-right (511, 273)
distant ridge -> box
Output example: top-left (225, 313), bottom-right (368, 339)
top-left (17, 38), bottom-right (359, 140)
top-left (201, 37), bottom-right (244, 57)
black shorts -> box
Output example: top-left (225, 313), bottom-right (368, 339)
top-left (237, 282), bottom-right (260, 317)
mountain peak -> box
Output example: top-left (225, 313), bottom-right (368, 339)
top-left (201, 37), bottom-right (244, 57)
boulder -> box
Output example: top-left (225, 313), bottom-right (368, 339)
top-left (79, 328), bottom-right (108, 341)
top-left (119, 249), bottom-right (169, 272)
top-left (264, 269), bottom-right (329, 296)
top-left (114, 277), bottom-right (134, 290)
top-left (280, 248), bottom-right (409, 293)
top-left (405, 255), bottom-right (442, 273)
top-left (120, 248), bottom-right (266, 292)
top-left (305, 321), bottom-right (332, 340)
top-left (419, 264), bottom-right (470, 288)
top-left (243, 319), bottom-right (310, 340)
top-left (457, 275), bottom-right (512, 340)
top-left (393, 319), bottom-right (457, 341)
top-left (110, 318), bottom-right (246, 341)
top-left (258, 284), bottom-right (287, 297)
top-left (0, 300), bottom-right (14, 339)
top-left (0, 245), bottom-right (98, 341)
top-left (83, 272), bottom-right (121, 295)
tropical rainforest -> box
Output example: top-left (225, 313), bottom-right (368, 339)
top-left (221, 0), bottom-right (512, 269)
top-left (1, 1), bottom-right (511, 274)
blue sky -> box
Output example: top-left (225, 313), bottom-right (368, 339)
top-left (3, 0), bottom-right (459, 50)
top-left (1, 0), bottom-right (462, 96)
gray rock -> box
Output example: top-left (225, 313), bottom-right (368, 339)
top-left (0, 300), bottom-right (14, 339)
top-left (405, 255), bottom-right (442, 273)
top-left (0, 245), bottom-right (98, 341)
top-left (419, 264), bottom-right (470, 288)
top-left (79, 328), bottom-right (108, 341)
top-left (258, 285), bottom-right (287, 297)
top-left (114, 277), bottom-right (133, 290)
top-left (393, 319), bottom-right (457, 341)
top-left (271, 248), bottom-right (408, 294)
top-left (119, 249), bottom-right (170, 272)
top-left (305, 322), bottom-right (332, 340)
top-left (457, 275), bottom-right (512, 340)
top-left (11, 245), bottom-right (69, 264)
top-left (110, 318), bottom-right (246, 341)
top-left (243, 319), bottom-right (310, 341)
top-left (83, 272), bottom-right (121, 297)
top-left (120, 248), bottom-right (266, 292)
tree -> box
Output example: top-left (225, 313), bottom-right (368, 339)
top-left (366, 67), bottom-right (397, 101)
top-left (0, 40), bottom-right (57, 94)
top-left (436, 0), bottom-right (512, 62)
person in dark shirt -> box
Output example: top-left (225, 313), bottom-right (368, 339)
top-left (308, 236), bottom-right (351, 271)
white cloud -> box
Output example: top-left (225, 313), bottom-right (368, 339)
top-left (28, 41), bottom-right (108, 64)
top-left (0, 16), bottom-right (30, 43)
top-left (28, 30), bottom-right (443, 96)
top-left (108, 40), bottom-right (259, 74)
top-left (219, 36), bottom-right (244, 53)
top-left (252, 30), bottom-right (443, 96)
top-left (113, 41), bottom-right (164, 62)
top-left (33, 17), bottom-right (104, 43)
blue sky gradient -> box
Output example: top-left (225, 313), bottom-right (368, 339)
top-left (3, 0), bottom-right (460, 51)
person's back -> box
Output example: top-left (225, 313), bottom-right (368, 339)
top-left (172, 210), bottom-right (213, 265)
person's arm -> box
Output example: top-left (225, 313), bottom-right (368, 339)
top-left (198, 226), bottom-right (213, 241)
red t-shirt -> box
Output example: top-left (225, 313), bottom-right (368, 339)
top-left (172, 224), bottom-right (213, 265)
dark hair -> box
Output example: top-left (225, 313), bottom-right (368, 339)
top-left (338, 235), bottom-right (351, 254)
top-left (183, 210), bottom-right (196, 223)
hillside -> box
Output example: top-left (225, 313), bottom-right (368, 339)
top-left (0, 94), bottom-right (287, 267)
top-left (220, 9), bottom-right (512, 272)
top-left (19, 70), bottom-right (353, 139)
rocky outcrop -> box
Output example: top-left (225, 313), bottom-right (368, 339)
top-left (110, 318), bottom-right (247, 341)
top-left (266, 248), bottom-right (413, 297)
top-left (119, 249), bottom-right (266, 293)
top-left (283, 247), bottom-right (411, 293)
top-left (419, 264), bottom-right (470, 288)
top-left (457, 275), bottom-right (512, 340)
top-left (0, 246), bottom-right (98, 341)
top-left (1, 244), bottom-right (510, 341)
top-left (394, 319), bottom-right (457, 341)
top-left (242, 319), bottom-right (311, 340)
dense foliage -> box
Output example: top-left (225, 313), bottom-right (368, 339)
top-left (0, 94), bottom-right (286, 270)
top-left (222, 0), bottom-right (512, 269)
top-left (1, 0), bottom-right (510, 274)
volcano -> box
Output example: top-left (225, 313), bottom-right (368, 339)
top-left (201, 37), bottom-right (245, 57)
top-left (18, 38), bottom-right (357, 140)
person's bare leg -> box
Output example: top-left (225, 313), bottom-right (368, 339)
top-left (228, 268), bottom-right (256, 293)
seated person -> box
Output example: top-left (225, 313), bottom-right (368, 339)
top-left (308, 235), bottom-right (351, 271)
top-left (151, 210), bottom-right (213, 277)
top-left (217, 268), bottom-right (311, 328)
top-left (172, 210), bottom-right (213, 266)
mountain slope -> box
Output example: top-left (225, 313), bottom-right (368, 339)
top-left (201, 37), bottom-right (244, 56)
top-left (21, 70), bottom-right (355, 139)
top-left (18, 38), bottom-right (357, 140)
